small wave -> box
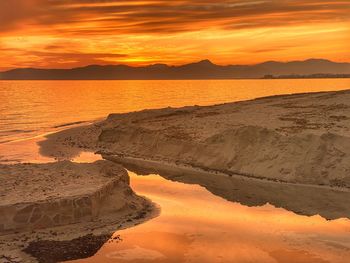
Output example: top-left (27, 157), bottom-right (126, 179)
top-left (0, 129), bottom-right (37, 144)
top-left (53, 121), bottom-right (87, 128)
top-left (0, 129), bottom-right (36, 134)
top-left (0, 130), bottom-right (38, 144)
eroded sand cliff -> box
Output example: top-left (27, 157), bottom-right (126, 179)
top-left (0, 160), bottom-right (152, 234)
top-left (0, 161), bottom-right (156, 262)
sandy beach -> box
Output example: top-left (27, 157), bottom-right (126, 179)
top-left (39, 89), bottom-right (350, 220)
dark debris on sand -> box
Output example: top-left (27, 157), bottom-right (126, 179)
top-left (23, 233), bottom-right (112, 263)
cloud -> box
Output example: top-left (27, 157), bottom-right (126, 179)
top-left (1, 0), bottom-right (349, 35)
top-left (0, 0), bottom-right (43, 31)
top-left (0, 44), bottom-right (128, 68)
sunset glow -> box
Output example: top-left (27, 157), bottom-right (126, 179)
top-left (0, 0), bottom-right (349, 70)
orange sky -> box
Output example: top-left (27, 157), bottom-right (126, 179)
top-left (0, 0), bottom-right (349, 70)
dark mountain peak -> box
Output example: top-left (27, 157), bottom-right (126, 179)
top-left (182, 59), bottom-right (216, 68)
top-left (282, 58), bottom-right (334, 65)
top-left (304, 58), bottom-right (331, 62)
top-left (258, 60), bottom-right (281, 66)
top-left (197, 59), bottom-right (215, 65)
top-left (147, 63), bottom-right (169, 69)
top-left (77, 64), bottom-right (102, 70)
top-left (260, 59), bottom-right (333, 66)
top-left (80, 64), bottom-right (129, 69)
top-left (302, 58), bottom-right (335, 65)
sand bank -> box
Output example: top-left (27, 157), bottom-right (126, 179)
top-left (0, 161), bottom-right (156, 262)
top-left (39, 89), bottom-right (350, 219)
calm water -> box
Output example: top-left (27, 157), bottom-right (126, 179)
top-left (1, 79), bottom-right (350, 262)
top-left (1, 79), bottom-right (350, 143)
top-left (67, 172), bottom-right (350, 263)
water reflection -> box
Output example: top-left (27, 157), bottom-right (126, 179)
top-left (0, 137), bottom-right (101, 164)
top-left (105, 157), bottom-right (350, 220)
top-left (67, 172), bottom-right (350, 263)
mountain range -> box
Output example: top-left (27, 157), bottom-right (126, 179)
top-left (1, 59), bottom-right (350, 80)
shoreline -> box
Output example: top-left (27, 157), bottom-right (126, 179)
top-left (36, 88), bottom-right (350, 220)
top-left (0, 117), bottom-right (105, 146)
top-left (2, 87), bottom-right (350, 146)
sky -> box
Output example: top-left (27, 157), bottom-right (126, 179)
top-left (0, 0), bottom-right (349, 70)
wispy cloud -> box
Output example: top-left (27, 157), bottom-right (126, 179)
top-left (0, 0), bottom-right (349, 69)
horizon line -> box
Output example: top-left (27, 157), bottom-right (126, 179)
top-left (2, 58), bottom-right (349, 72)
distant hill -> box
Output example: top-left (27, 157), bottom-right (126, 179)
top-left (1, 59), bottom-right (350, 80)
top-left (263, 73), bottom-right (350, 79)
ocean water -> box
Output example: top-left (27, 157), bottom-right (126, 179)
top-left (1, 79), bottom-right (350, 143)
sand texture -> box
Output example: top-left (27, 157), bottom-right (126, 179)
top-left (40, 89), bottom-right (350, 219)
top-left (0, 160), bottom-right (152, 234)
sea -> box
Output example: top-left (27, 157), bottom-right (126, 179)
top-left (1, 79), bottom-right (350, 143)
